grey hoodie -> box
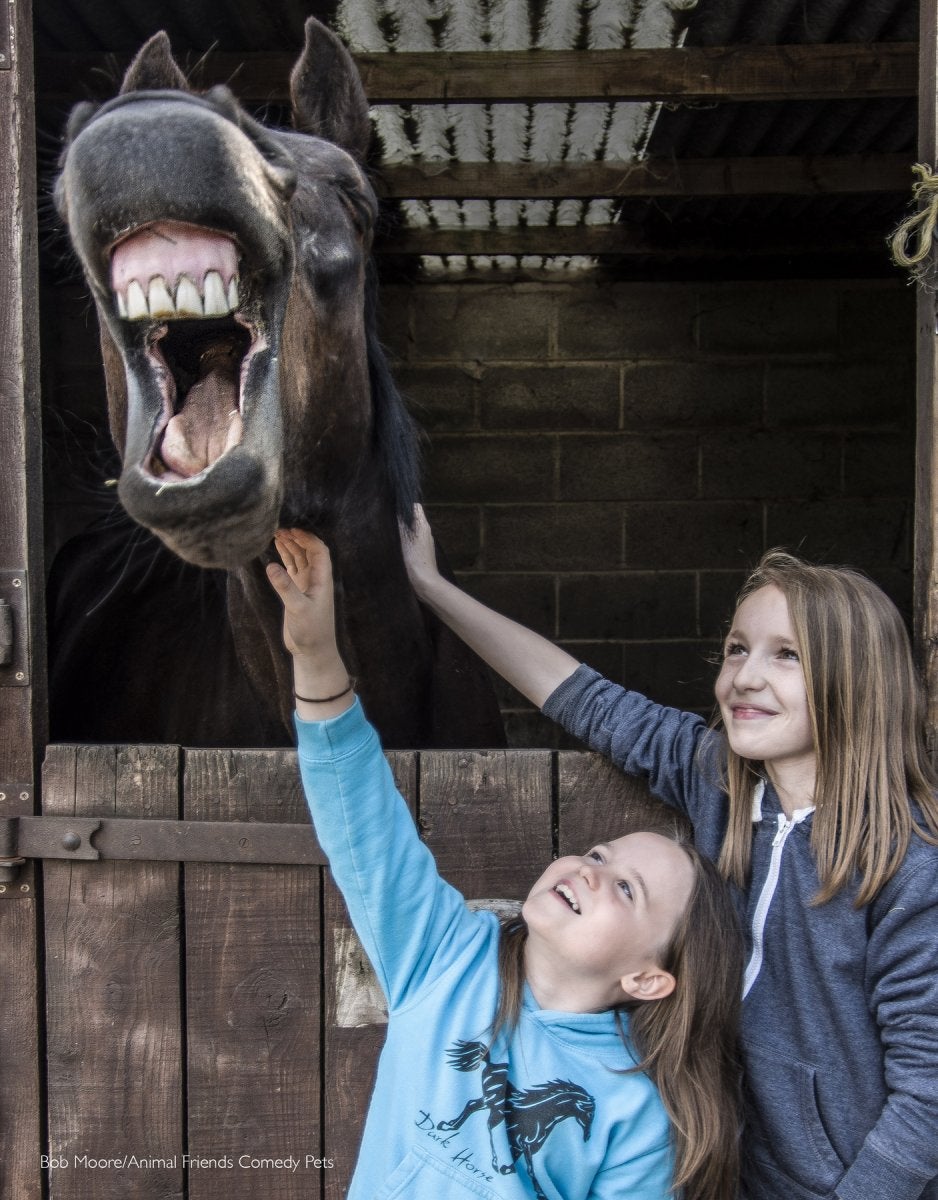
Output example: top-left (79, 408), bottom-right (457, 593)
top-left (544, 666), bottom-right (938, 1200)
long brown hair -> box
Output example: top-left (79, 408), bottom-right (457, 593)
top-left (716, 550), bottom-right (938, 905)
top-left (494, 824), bottom-right (743, 1200)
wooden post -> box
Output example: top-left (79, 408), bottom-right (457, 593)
top-left (0, 0), bottom-right (44, 1196)
top-left (915, 3), bottom-right (938, 756)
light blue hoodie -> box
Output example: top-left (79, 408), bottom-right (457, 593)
top-left (296, 700), bottom-right (674, 1200)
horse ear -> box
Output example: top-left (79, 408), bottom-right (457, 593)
top-left (290, 17), bottom-right (371, 161)
top-left (120, 31), bottom-right (190, 94)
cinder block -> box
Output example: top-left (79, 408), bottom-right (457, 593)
top-left (626, 501), bottom-right (762, 569)
top-left (503, 710), bottom-right (568, 750)
top-left (843, 433), bottom-right (914, 497)
top-left (700, 431), bottom-right (841, 499)
top-left (556, 641), bottom-right (625, 686)
top-left (558, 572), bottom-right (696, 640)
top-left (556, 283), bottom-right (698, 359)
top-left (766, 360), bottom-right (913, 427)
top-left (559, 434), bottom-right (697, 501)
top-left (396, 365), bottom-right (479, 432)
top-left (411, 286), bottom-right (553, 360)
top-left (484, 504), bottom-right (622, 571)
top-left (696, 284), bottom-right (838, 354)
top-left (424, 434), bottom-right (555, 503)
top-left (622, 361), bottom-right (762, 429)
top-left (462, 572), bottom-right (556, 637)
top-left (698, 571), bottom-right (750, 641)
top-left (424, 505), bottom-right (483, 573)
top-left (480, 365), bottom-right (619, 431)
top-left (623, 641), bottom-right (720, 712)
top-left (838, 284), bottom-right (915, 358)
top-left (765, 498), bottom-right (911, 568)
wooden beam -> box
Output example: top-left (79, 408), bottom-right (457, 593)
top-left (36, 42), bottom-right (918, 106)
top-left (377, 153), bottom-right (912, 199)
top-left (0, 3), bottom-right (45, 1198)
top-left (374, 223), bottom-right (886, 257)
top-left (913, 2), bottom-right (938, 756)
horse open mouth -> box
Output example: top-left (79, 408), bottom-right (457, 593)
top-left (110, 219), bottom-right (263, 481)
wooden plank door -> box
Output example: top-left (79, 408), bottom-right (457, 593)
top-left (0, 1), bottom-right (44, 1197)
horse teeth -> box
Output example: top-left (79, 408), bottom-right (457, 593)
top-left (126, 279), bottom-right (148, 320)
top-left (116, 291), bottom-right (128, 319)
top-left (174, 275), bottom-right (203, 318)
top-left (203, 270), bottom-right (229, 316)
top-left (227, 277), bottom-right (239, 310)
top-left (147, 276), bottom-right (175, 318)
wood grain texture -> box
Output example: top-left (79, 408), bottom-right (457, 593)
top-left (41, 743), bottom-right (184, 1200)
top-left (36, 43), bottom-right (918, 105)
top-left (380, 154), bottom-right (911, 200)
top-left (419, 749), bottom-right (553, 901)
top-left (0, 0), bottom-right (44, 1188)
top-left (557, 751), bottom-right (682, 856)
top-left (184, 749), bottom-right (322, 1200)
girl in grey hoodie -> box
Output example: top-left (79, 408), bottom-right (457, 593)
top-left (402, 506), bottom-right (938, 1200)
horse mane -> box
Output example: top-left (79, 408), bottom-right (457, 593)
top-left (514, 1079), bottom-right (591, 1105)
top-left (363, 257), bottom-right (422, 531)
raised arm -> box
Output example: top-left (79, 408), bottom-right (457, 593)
top-left (267, 528), bottom-right (483, 1010)
top-left (402, 504), bottom-right (579, 708)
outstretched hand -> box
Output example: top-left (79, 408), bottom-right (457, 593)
top-left (265, 528), bottom-right (338, 659)
top-left (399, 503), bottom-right (441, 597)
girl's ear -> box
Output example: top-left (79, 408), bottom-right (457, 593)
top-left (620, 969), bottom-right (676, 1002)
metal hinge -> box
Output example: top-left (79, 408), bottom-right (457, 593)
top-left (0, 5), bottom-right (10, 72)
top-left (0, 815), bottom-right (328, 868)
top-left (0, 570), bottom-right (29, 684)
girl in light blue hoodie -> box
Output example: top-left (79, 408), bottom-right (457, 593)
top-left (267, 527), bottom-right (743, 1200)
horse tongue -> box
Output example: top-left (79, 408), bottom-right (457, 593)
top-left (160, 365), bottom-right (242, 478)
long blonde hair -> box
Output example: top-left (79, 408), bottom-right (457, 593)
top-left (716, 549), bottom-right (938, 905)
top-left (495, 824), bottom-right (744, 1200)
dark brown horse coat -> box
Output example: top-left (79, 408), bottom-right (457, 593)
top-left (48, 19), bottom-right (504, 749)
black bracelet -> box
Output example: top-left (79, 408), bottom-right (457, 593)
top-left (294, 677), bottom-right (355, 705)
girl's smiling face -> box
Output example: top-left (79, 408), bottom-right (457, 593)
top-left (521, 832), bottom-right (695, 1012)
top-left (715, 584), bottom-right (816, 790)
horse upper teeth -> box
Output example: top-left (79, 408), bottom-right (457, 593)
top-left (555, 883), bottom-right (580, 913)
top-left (147, 276), bottom-right (175, 318)
top-left (203, 270), bottom-right (228, 316)
top-left (116, 271), bottom-right (240, 321)
top-left (175, 275), bottom-right (203, 317)
top-left (126, 279), bottom-right (148, 320)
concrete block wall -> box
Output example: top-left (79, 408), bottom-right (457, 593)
top-left (380, 278), bottom-right (916, 747)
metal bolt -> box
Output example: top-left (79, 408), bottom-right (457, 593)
top-left (11, 578), bottom-right (21, 588)
top-left (61, 832), bottom-right (82, 852)
top-left (20, 884), bottom-right (29, 893)
top-left (0, 886), bottom-right (6, 894)
top-left (15, 672), bottom-right (25, 681)
top-left (19, 791), bottom-right (28, 801)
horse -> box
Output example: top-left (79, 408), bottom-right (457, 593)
top-left (440, 1039), bottom-right (595, 1200)
top-left (48, 18), bottom-right (505, 750)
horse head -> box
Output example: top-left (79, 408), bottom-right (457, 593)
top-left (49, 21), bottom-right (503, 749)
top-left (54, 18), bottom-right (408, 570)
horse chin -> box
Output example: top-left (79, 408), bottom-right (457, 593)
top-left (118, 452), bottom-right (282, 569)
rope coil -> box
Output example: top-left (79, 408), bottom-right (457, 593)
top-left (889, 163), bottom-right (938, 277)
